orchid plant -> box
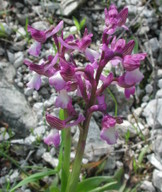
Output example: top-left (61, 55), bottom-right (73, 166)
top-left (22, 4), bottom-right (146, 192)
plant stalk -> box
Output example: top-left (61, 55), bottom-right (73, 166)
top-left (61, 110), bottom-right (71, 192)
top-left (65, 115), bottom-right (91, 192)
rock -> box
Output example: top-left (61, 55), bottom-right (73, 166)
top-left (127, 5), bottom-right (137, 15)
top-left (24, 88), bottom-right (33, 96)
top-left (24, 135), bottom-right (36, 144)
top-left (0, 0), bottom-right (9, 10)
top-left (153, 134), bottom-right (162, 162)
top-left (158, 79), bottom-right (162, 89)
top-left (42, 152), bottom-right (58, 167)
top-left (11, 39), bottom-right (27, 51)
top-left (9, 170), bottom-right (19, 183)
top-left (0, 22), bottom-right (12, 36)
top-left (144, 38), bottom-right (160, 57)
top-left (142, 95), bottom-right (149, 102)
top-left (25, 0), bottom-right (39, 5)
top-left (0, 61), bottom-right (37, 137)
top-left (41, 2), bottom-right (59, 13)
top-left (0, 82), bottom-right (38, 136)
top-left (104, 84), bottom-right (133, 116)
top-left (7, 51), bottom-right (15, 64)
top-left (73, 118), bottom-right (113, 161)
top-left (115, 120), bottom-right (137, 138)
top-left (32, 21), bottom-right (50, 31)
top-left (0, 128), bottom-right (10, 141)
top-left (33, 102), bottom-right (44, 120)
top-left (156, 89), bottom-right (162, 98)
top-left (145, 84), bottom-right (153, 94)
top-left (143, 99), bottom-right (162, 128)
top-left (59, 0), bottom-right (86, 16)
top-left (143, 9), bottom-right (155, 18)
top-left (140, 180), bottom-right (156, 192)
top-left (147, 153), bottom-right (162, 171)
top-left (153, 169), bottom-right (162, 191)
top-left (70, 26), bottom-right (77, 33)
top-left (33, 125), bottom-right (46, 137)
top-left (104, 155), bottom-right (116, 170)
top-left (0, 47), bottom-right (4, 56)
top-left (0, 60), bottom-right (16, 83)
top-left (13, 51), bottom-right (24, 68)
top-left (16, 27), bottom-right (26, 41)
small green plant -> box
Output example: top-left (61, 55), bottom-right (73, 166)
top-left (0, 23), bottom-right (8, 38)
top-left (72, 17), bottom-right (86, 32)
top-left (125, 130), bottom-right (130, 144)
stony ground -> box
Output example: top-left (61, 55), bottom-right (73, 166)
top-left (0, 0), bottom-right (162, 191)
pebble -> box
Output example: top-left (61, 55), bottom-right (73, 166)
top-left (153, 169), bottom-right (162, 191)
top-left (24, 88), bottom-right (33, 96)
top-left (156, 89), bottom-right (162, 98)
top-left (32, 21), bottom-right (49, 30)
top-left (70, 26), bottom-right (77, 33)
top-left (142, 95), bottom-right (149, 102)
top-left (140, 180), bottom-right (156, 192)
top-left (33, 126), bottom-right (46, 136)
top-left (42, 152), bottom-right (59, 167)
top-left (33, 91), bottom-right (39, 101)
top-left (17, 82), bottom-right (23, 88)
top-left (35, 146), bottom-right (46, 159)
top-left (10, 170), bottom-right (19, 183)
top-left (0, 47), bottom-right (4, 56)
top-left (7, 51), bottom-right (15, 64)
top-left (14, 52), bottom-right (24, 68)
top-left (144, 38), bottom-right (160, 56)
top-left (16, 27), bottom-right (26, 41)
top-left (158, 79), bottom-right (162, 89)
top-left (145, 84), bottom-right (153, 94)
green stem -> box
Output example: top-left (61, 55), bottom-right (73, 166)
top-left (107, 88), bottom-right (118, 117)
top-left (65, 115), bottom-right (91, 192)
top-left (60, 110), bottom-right (71, 192)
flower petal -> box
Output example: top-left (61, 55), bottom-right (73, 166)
top-left (27, 73), bottom-right (41, 90)
top-left (44, 130), bottom-right (60, 147)
top-left (55, 90), bottom-right (71, 109)
top-left (100, 127), bottom-right (118, 145)
top-left (28, 41), bottom-right (41, 57)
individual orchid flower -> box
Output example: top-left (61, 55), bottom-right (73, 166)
top-left (46, 113), bottom-right (85, 130)
top-left (49, 71), bottom-right (66, 91)
top-left (123, 53), bottom-right (147, 71)
top-left (100, 115), bottom-right (122, 145)
top-left (118, 69), bottom-right (144, 98)
top-left (104, 4), bottom-right (128, 34)
top-left (24, 53), bottom-right (58, 77)
top-left (27, 21), bottom-right (63, 56)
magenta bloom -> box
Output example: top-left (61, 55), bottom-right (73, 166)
top-left (104, 4), bottom-right (128, 34)
top-left (100, 115), bottom-right (122, 145)
top-left (28, 21), bottom-right (63, 56)
top-left (123, 53), bottom-right (147, 71)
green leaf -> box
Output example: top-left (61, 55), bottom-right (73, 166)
top-left (138, 145), bottom-right (149, 165)
top-left (10, 169), bottom-right (58, 192)
top-left (73, 16), bottom-right (80, 31)
top-left (49, 186), bottom-right (60, 192)
top-left (133, 37), bottom-right (138, 54)
top-left (80, 18), bottom-right (86, 30)
top-left (77, 176), bottom-right (116, 192)
top-left (107, 88), bottom-right (118, 116)
top-left (0, 23), bottom-right (7, 38)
